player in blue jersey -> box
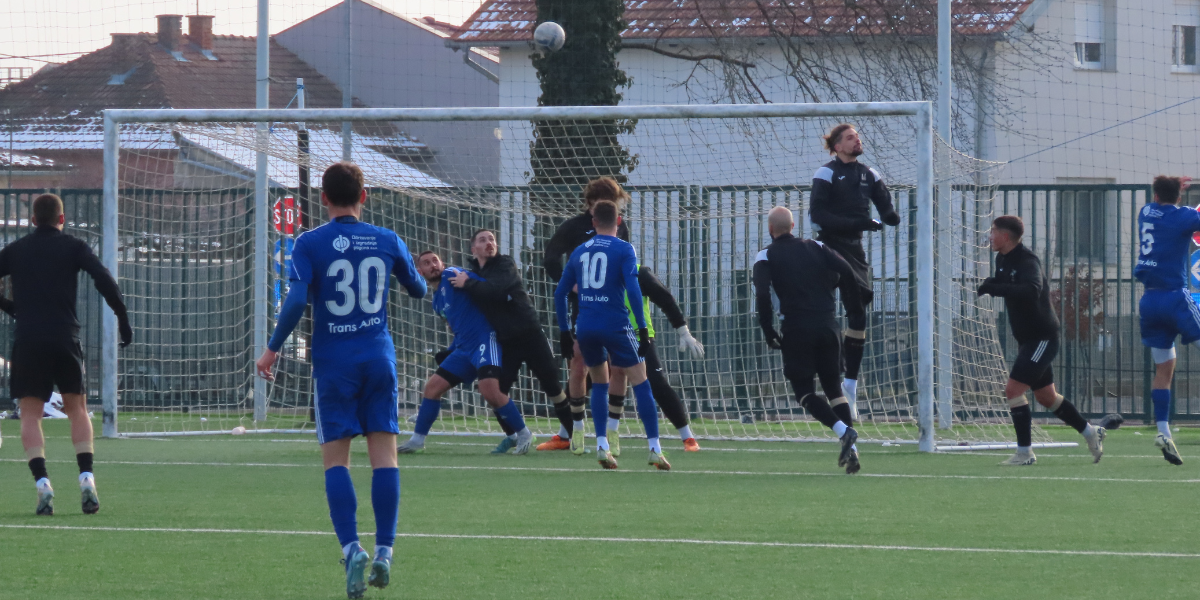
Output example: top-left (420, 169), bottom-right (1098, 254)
top-left (396, 250), bottom-right (536, 455)
top-left (554, 200), bottom-right (669, 470)
top-left (255, 162), bottom-right (426, 599)
top-left (1134, 175), bottom-right (1194, 465)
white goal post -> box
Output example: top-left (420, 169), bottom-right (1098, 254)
top-left (99, 101), bottom-right (1040, 452)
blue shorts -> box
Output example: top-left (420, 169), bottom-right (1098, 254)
top-left (1140, 288), bottom-right (1200, 349)
top-left (437, 332), bottom-right (502, 386)
top-left (577, 326), bottom-right (644, 368)
top-left (313, 358), bottom-right (399, 444)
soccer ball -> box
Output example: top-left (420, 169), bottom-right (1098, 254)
top-left (534, 21), bottom-right (566, 52)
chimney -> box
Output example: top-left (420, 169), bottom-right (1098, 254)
top-left (188, 15), bottom-right (214, 51)
top-left (157, 14), bottom-right (183, 52)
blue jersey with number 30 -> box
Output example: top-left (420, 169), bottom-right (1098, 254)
top-left (289, 216), bottom-right (425, 375)
top-left (1135, 203), bottom-right (1200, 290)
top-left (555, 234), bottom-right (647, 332)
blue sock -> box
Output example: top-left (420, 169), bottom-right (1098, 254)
top-left (495, 400), bottom-right (527, 432)
top-left (590, 383), bottom-right (610, 438)
top-left (1152, 388), bottom-right (1171, 425)
top-left (632, 380), bottom-right (660, 441)
top-left (324, 466), bottom-right (358, 547)
top-left (371, 467), bottom-right (400, 548)
top-left (414, 398), bottom-right (442, 435)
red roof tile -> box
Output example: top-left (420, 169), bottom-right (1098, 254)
top-left (451, 0), bottom-right (1033, 45)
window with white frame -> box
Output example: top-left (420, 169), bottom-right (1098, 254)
top-left (1174, 2), bottom-right (1200, 73)
top-left (1075, 1), bottom-right (1104, 70)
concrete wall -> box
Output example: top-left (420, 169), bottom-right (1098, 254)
top-left (276, 0), bottom-right (500, 186)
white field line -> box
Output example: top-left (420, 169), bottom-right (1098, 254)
top-left (1, 458), bottom-right (1197, 484)
top-left (2, 524), bottom-right (1197, 559)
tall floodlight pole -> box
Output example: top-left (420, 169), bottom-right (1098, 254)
top-left (253, 0), bottom-right (269, 423)
top-left (341, 0), bottom-right (353, 161)
top-left (935, 0), bottom-right (954, 430)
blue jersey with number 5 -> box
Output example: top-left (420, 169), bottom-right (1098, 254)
top-left (1135, 203), bottom-right (1200, 290)
top-left (289, 216), bottom-right (425, 375)
top-left (555, 234), bottom-right (647, 332)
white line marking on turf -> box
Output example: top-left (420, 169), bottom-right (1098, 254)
top-left (2, 524), bottom-right (1197, 559)
top-left (2, 458), bottom-right (1197, 484)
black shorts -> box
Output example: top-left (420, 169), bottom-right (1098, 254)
top-left (1009, 338), bottom-right (1058, 390)
top-left (780, 323), bottom-right (843, 398)
top-left (819, 237), bottom-right (874, 311)
top-left (499, 329), bottom-right (563, 398)
top-left (11, 337), bottom-right (86, 401)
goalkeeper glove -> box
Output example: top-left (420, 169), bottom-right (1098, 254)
top-left (559, 330), bottom-right (575, 362)
top-left (976, 278), bottom-right (999, 297)
top-left (433, 347), bottom-right (451, 365)
top-left (861, 219), bottom-right (884, 232)
top-left (763, 328), bottom-right (783, 350)
top-left (118, 315), bottom-right (133, 348)
top-left (637, 328), bottom-right (651, 357)
top-left (676, 325), bottom-right (705, 359)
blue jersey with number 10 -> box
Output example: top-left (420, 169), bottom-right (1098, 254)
top-left (1135, 203), bottom-right (1200, 290)
top-left (289, 216), bottom-right (425, 376)
top-left (555, 234), bottom-right (647, 332)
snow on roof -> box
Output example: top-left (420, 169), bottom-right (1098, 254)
top-left (0, 150), bottom-right (58, 169)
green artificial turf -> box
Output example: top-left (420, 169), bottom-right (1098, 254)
top-left (1, 419), bottom-right (1198, 599)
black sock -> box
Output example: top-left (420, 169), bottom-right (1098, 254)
top-left (1053, 399), bottom-right (1089, 434)
top-left (553, 400), bottom-right (574, 436)
top-left (799, 394), bottom-right (840, 429)
top-left (831, 403), bottom-right (854, 428)
top-left (77, 452), bottom-right (94, 474)
top-left (843, 337), bottom-right (865, 380)
top-left (1010, 404), bottom-right (1032, 447)
top-left (608, 394), bottom-right (625, 421)
top-left (29, 457), bottom-right (48, 482)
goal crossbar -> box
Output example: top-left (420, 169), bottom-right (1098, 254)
top-left (100, 101), bottom-right (937, 450)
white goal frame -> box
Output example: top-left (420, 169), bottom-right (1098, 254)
top-left (101, 102), bottom-right (939, 449)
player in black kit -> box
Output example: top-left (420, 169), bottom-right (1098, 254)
top-left (754, 206), bottom-right (863, 474)
top-left (450, 229), bottom-right (571, 453)
top-left (978, 215), bottom-right (1105, 465)
top-left (0, 194), bottom-right (132, 515)
top-left (809, 123), bottom-right (901, 418)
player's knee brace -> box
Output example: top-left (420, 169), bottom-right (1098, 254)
top-left (828, 396), bottom-right (849, 407)
top-left (608, 394), bottom-right (625, 419)
top-left (1007, 396), bottom-right (1029, 408)
top-left (1048, 393), bottom-right (1064, 411)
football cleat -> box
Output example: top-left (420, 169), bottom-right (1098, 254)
top-left (343, 543), bottom-right (370, 599)
top-left (536, 435), bottom-right (571, 451)
top-left (1155, 434), bottom-right (1184, 466)
top-left (682, 437), bottom-right (701, 452)
top-left (609, 429), bottom-right (621, 457)
top-left (1085, 426), bottom-right (1106, 464)
top-left (513, 430), bottom-right (535, 456)
top-left (570, 428), bottom-right (586, 456)
top-left (597, 449), bottom-right (619, 470)
top-left (844, 448), bottom-right (861, 474)
top-left (999, 451), bottom-right (1037, 466)
top-left (368, 546), bottom-right (391, 590)
top-left (490, 437), bottom-right (516, 454)
top-left (35, 480), bottom-right (54, 516)
top-left (837, 427), bottom-right (858, 468)
top-left (80, 476), bottom-right (99, 515)
top-left (396, 438), bottom-right (426, 454)
top-left (648, 450), bottom-right (671, 471)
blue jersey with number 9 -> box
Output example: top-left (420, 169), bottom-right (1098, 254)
top-left (1135, 203), bottom-right (1200, 290)
top-left (289, 216), bottom-right (424, 375)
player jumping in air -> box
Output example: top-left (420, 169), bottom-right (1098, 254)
top-left (450, 229), bottom-right (570, 454)
top-left (810, 123), bottom-right (902, 418)
top-left (978, 215), bottom-right (1105, 466)
top-left (0, 193), bottom-right (132, 516)
top-left (555, 200), bottom-right (668, 470)
top-left (256, 162), bottom-right (427, 599)
top-left (1134, 175), bottom-right (1195, 466)
top-left (398, 250), bottom-right (536, 455)
top-left (754, 206), bottom-right (862, 473)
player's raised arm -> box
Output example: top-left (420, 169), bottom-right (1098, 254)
top-left (392, 235), bottom-right (427, 299)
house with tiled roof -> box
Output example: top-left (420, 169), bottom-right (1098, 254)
top-left (0, 14), bottom-right (444, 190)
top-left (447, 0), bottom-right (1200, 186)
top-left (276, 0), bottom-right (501, 185)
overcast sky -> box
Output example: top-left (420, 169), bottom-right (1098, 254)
top-left (1, 0), bottom-right (484, 75)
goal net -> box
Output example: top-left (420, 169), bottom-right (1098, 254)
top-left (102, 103), bottom-right (1052, 449)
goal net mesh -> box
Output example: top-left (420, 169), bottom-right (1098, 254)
top-left (110, 110), bottom-right (1048, 446)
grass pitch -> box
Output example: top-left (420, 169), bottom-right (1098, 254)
top-left (2, 420), bottom-right (1199, 599)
